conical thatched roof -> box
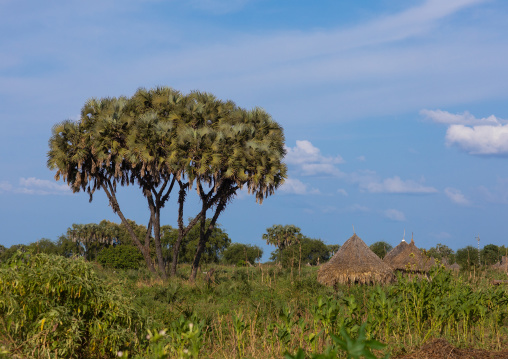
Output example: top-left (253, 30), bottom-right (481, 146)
top-left (491, 256), bottom-right (508, 271)
top-left (383, 239), bottom-right (408, 264)
top-left (318, 234), bottom-right (395, 286)
top-left (448, 263), bottom-right (460, 271)
top-left (383, 237), bottom-right (432, 273)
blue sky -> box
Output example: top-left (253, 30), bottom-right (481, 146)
top-left (2, 0), bottom-right (508, 260)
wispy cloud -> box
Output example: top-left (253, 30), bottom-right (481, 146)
top-left (279, 178), bottom-right (320, 195)
top-left (285, 140), bottom-right (344, 177)
top-left (383, 209), bottom-right (406, 222)
top-left (0, 177), bottom-right (71, 195)
top-left (421, 109), bottom-right (506, 126)
top-left (337, 188), bottom-right (348, 196)
top-left (422, 109), bottom-right (508, 155)
top-left (353, 173), bottom-right (438, 194)
top-left (444, 187), bottom-right (470, 205)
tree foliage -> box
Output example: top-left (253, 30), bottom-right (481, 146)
top-left (456, 245), bottom-right (479, 269)
top-left (48, 87), bottom-right (287, 280)
top-left (369, 241), bottom-right (393, 259)
top-left (271, 237), bottom-right (330, 267)
top-left (97, 245), bottom-right (145, 269)
top-left (221, 243), bottom-right (263, 265)
top-left (160, 220), bottom-right (231, 265)
top-left (426, 243), bottom-right (455, 263)
top-left (263, 224), bottom-right (302, 251)
top-left (481, 244), bottom-right (502, 265)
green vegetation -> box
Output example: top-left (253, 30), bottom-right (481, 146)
top-left (369, 242), bottom-right (393, 260)
top-left (1, 248), bottom-right (507, 358)
top-left (97, 245), bottom-right (145, 269)
top-left (221, 243), bottom-right (263, 265)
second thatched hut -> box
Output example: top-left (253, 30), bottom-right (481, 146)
top-left (383, 236), bottom-right (433, 274)
top-left (317, 234), bottom-right (395, 286)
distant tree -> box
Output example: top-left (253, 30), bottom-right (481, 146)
top-left (369, 241), bottom-right (393, 259)
top-left (327, 244), bottom-right (340, 257)
top-left (426, 243), bottom-right (455, 263)
top-left (161, 220), bottom-right (231, 265)
top-left (55, 235), bottom-right (78, 258)
top-left (456, 245), bottom-right (478, 269)
top-left (65, 220), bottom-right (146, 261)
top-left (0, 244), bottom-right (28, 263)
top-left (263, 224), bottom-right (302, 252)
top-left (222, 243), bottom-right (263, 265)
top-left (27, 238), bottom-right (59, 255)
top-left (97, 245), bottom-right (144, 269)
top-left (481, 244), bottom-right (502, 265)
top-left (271, 237), bottom-right (329, 267)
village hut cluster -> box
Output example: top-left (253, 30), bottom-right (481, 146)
top-left (317, 233), bottom-right (460, 287)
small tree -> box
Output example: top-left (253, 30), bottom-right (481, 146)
top-left (271, 237), bottom-right (329, 267)
top-left (222, 243), bottom-right (263, 265)
top-left (327, 244), bottom-right (340, 257)
top-left (263, 224), bottom-right (302, 251)
top-left (97, 245), bottom-right (144, 269)
top-left (456, 245), bottom-right (478, 269)
top-left (426, 243), bottom-right (455, 263)
top-left (481, 244), bottom-right (501, 265)
top-left (369, 241), bottom-right (393, 259)
top-left (161, 220), bottom-right (231, 265)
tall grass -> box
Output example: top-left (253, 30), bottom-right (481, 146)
top-left (1, 253), bottom-right (507, 358)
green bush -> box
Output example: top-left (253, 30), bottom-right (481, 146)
top-left (0, 252), bottom-right (144, 358)
top-left (97, 245), bottom-right (144, 269)
top-left (222, 243), bottom-right (263, 265)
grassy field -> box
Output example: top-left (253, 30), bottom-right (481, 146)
top-left (1, 253), bottom-right (508, 358)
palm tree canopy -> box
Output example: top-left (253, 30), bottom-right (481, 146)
top-left (47, 87), bottom-right (287, 203)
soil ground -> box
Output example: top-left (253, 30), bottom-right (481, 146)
top-left (394, 339), bottom-right (508, 359)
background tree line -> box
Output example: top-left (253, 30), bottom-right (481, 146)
top-left (2, 221), bottom-right (506, 271)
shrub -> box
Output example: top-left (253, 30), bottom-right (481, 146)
top-left (0, 251), bottom-right (143, 358)
top-left (97, 245), bottom-right (144, 269)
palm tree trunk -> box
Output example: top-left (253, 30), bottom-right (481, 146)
top-left (102, 182), bottom-right (156, 273)
top-left (189, 196), bottom-right (228, 282)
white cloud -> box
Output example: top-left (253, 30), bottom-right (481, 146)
top-left (0, 177), bottom-right (71, 195)
top-left (360, 175), bottom-right (438, 194)
top-left (279, 178), bottom-right (320, 195)
top-left (422, 109), bottom-right (508, 155)
top-left (383, 209), bottom-right (406, 222)
top-left (285, 140), bottom-right (344, 176)
top-left (337, 188), bottom-right (348, 196)
top-left (285, 140), bottom-right (343, 165)
top-left (421, 109), bottom-right (505, 126)
top-left (446, 124), bottom-right (508, 155)
top-left (444, 187), bottom-right (470, 205)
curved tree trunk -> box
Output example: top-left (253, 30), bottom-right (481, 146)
top-left (189, 196), bottom-right (228, 282)
top-left (102, 182), bottom-right (156, 273)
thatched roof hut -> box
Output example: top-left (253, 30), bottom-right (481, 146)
top-left (383, 239), bottom-right (408, 264)
top-left (317, 234), bottom-right (395, 286)
top-left (448, 263), bottom-right (460, 272)
top-left (491, 256), bottom-right (508, 271)
top-left (383, 237), bottom-right (433, 273)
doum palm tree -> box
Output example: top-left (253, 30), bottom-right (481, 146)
top-left (48, 86), bottom-right (287, 280)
